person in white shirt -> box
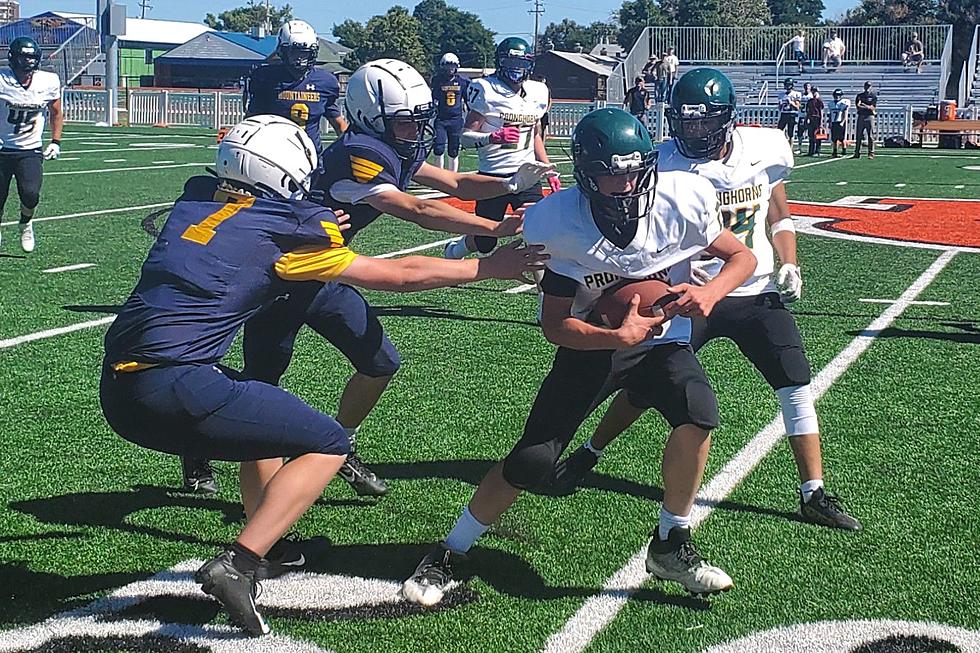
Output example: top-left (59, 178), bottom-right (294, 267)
top-left (823, 31), bottom-right (846, 71)
top-left (0, 37), bottom-right (63, 253)
top-left (828, 87), bottom-right (851, 157)
top-left (777, 78), bottom-right (802, 141)
top-left (783, 30), bottom-right (807, 74)
top-left (663, 46), bottom-right (680, 101)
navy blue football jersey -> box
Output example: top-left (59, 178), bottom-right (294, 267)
top-left (431, 72), bottom-right (470, 120)
top-left (104, 176), bottom-right (356, 366)
top-left (245, 63), bottom-right (342, 151)
top-left (314, 131), bottom-right (427, 241)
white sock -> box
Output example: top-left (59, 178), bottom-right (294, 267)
top-left (658, 508), bottom-right (690, 541)
top-left (583, 437), bottom-right (604, 459)
top-left (436, 153), bottom-right (445, 169)
top-left (445, 506), bottom-right (488, 553)
top-left (800, 478), bottom-right (824, 503)
top-left (449, 156), bottom-right (459, 172)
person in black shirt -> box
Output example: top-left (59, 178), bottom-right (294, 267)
top-left (854, 81), bottom-right (877, 159)
top-left (623, 76), bottom-right (651, 126)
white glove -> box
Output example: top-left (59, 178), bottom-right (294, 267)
top-left (690, 261), bottom-right (714, 286)
top-left (505, 161), bottom-right (557, 193)
top-left (43, 142), bottom-right (60, 160)
top-left (775, 263), bottom-right (803, 303)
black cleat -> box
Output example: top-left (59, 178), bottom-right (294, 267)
top-left (181, 457), bottom-right (218, 495)
top-left (195, 550), bottom-right (269, 636)
top-left (401, 542), bottom-right (466, 607)
top-left (645, 527), bottom-right (734, 597)
top-left (338, 453), bottom-right (389, 496)
top-left (548, 446), bottom-right (601, 496)
top-left (258, 533), bottom-right (331, 580)
top-left (800, 488), bottom-right (862, 531)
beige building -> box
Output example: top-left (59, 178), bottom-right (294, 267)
top-left (0, 1), bottom-right (19, 24)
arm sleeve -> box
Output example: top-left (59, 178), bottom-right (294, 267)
top-left (275, 246), bottom-right (358, 282)
top-left (329, 179), bottom-right (400, 205)
top-left (540, 269), bottom-right (578, 297)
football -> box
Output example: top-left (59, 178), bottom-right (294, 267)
top-left (593, 278), bottom-right (679, 328)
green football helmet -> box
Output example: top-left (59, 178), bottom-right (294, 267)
top-left (8, 37), bottom-right (41, 75)
top-left (667, 67), bottom-right (737, 159)
top-left (495, 37), bottom-right (533, 85)
top-left (572, 107), bottom-right (657, 224)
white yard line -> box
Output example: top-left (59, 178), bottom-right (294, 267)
top-left (541, 249), bottom-right (958, 653)
top-left (0, 202), bottom-right (172, 228)
top-left (796, 156), bottom-right (846, 169)
top-left (59, 145), bottom-right (201, 155)
top-left (103, 158), bottom-right (127, 163)
top-left (42, 263), bottom-right (96, 274)
top-left (859, 298), bottom-right (950, 306)
top-left (0, 238), bottom-right (453, 350)
top-left (45, 162), bottom-right (209, 177)
top-left (504, 283), bottom-right (538, 294)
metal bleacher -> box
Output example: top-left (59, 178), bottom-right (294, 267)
top-left (761, 63), bottom-right (942, 109)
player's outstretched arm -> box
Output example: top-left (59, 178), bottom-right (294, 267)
top-left (365, 188), bottom-right (523, 238)
top-left (540, 293), bottom-right (663, 351)
top-left (666, 230), bottom-right (756, 318)
top-left (414, 161), bottom-right (557, 199)
top-left (336, 240), bottom-right (548, 292)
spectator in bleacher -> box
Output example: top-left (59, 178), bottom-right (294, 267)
top-left (806, 85), bottom-right (825, 156)
top-left (902, 32), bottom-right (924, 74)
top-left (777, 78), bottom-right (802, 141)
top-left (796, 82), bottom-right (813, 154)
top-left (783, 29), bottom-right (807, 75)
top-left (654, 52), bottom-right (669, 102)
top-left (854, 81), bottom-right (877, 159)
top-left (663, 47), bottom-right (680, 101)
top-left (642, 55), bottom-right (658, 85)
top-left (623, 76), bottom-right (652, 126)
top-left (823, 31), bottom-right (846, 72)
top-left (828, 87), bottom-right (850, 157)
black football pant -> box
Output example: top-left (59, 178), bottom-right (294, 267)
top-left (0, 150), bottom-right (43, 221)
top-left (855, 116), bottom-right (874, 155)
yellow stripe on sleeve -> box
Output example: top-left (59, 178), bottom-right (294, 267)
top-left (349, 155), bottom-right (384, 183)
top-left (275, 246), bottom-right (359, 282)
top-left (321, 220), bottom-right (345, 247)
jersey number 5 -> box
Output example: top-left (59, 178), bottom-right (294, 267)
top-left (7, 108), bottom-right (41, 135)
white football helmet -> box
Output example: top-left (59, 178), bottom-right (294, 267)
top-left (345, 58), bottom-right (435, 159)
top-left (439, 52), bottom-right (460, 73)
top-left (277, 19), bottom-right (319, 73)
top-left (215, 115), bottom-right (318, 200)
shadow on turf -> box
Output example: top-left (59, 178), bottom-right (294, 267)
top-left (64, 303), bottom-right (122, 314)
top-left (373, 304), bottom-right (538, 327)
top-left (846, 322), bottom-right (980, 344)
top-left (0, 253), bottom-right (28, 259)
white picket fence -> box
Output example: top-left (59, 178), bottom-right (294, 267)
top-left (64, 89), bottom-right (921, 144)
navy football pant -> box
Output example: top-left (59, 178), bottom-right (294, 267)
top-left (473, 182), bottom-right (543, 253)
top-left (100, 363), bottom-right (350, 461)
top-left (243, 281), bottom-right (401, 385)
top-left (0, 150), bottom-right (43, 218)
top-left (433, 117), bottom-right (464, 158)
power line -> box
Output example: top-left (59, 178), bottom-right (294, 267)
top-left (527, 0), bottom-right (544, 53)
top-left (137, 0), bottom-right (152, 19)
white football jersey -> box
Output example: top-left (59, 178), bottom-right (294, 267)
top-left (829, 98), bottom-right (850, 124)
top-left (798, 91), bottom-right (812, 118)
top-left (658, 126), bottom-right (793, 297)
top-left (0, 68), bottom-right (61, 151)
top-left (778, 89), bottom-right (802, 114)
top-left (523, 170), bottom-right (724, 347)
top-left (465, 74), bottom-right (549, 175)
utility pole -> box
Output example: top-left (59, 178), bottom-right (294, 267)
top-left (528, 0), bottom-right (544, 54)
top-left (138, 0), bottom-right (151, 19)
top-left (264, 0), bottom-right (272, 33)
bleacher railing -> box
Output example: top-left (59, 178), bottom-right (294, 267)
top-left (45, 18), bottom-right (100, 86)
top-left (959, 25), bottom-right (979, 107)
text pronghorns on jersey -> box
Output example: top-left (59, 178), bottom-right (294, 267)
top-left (717, 184), bottom-right (764, 207)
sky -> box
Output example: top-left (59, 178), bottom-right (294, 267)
top-left (20, 0), bottom-right (860, 41)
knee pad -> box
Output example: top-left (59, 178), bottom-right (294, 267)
top-left (357, 339), bottom-right (402, 377)
top-left (473, 235), bottom-right (498, 254)
top-left (502, 442), bottom-right (559, 490)
top-left (776, 384), bottom-right (819, 436)
top-left (20, 193), bottom-right (39, 211)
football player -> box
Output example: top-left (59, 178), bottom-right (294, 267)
top-left (244, 19), bottom-right (347, 153)
top-left (551, 69), bottom-right (862, 532)
top-left (237, 59), bottom-right (556, 499)
top-left (443, 37), bottom-right (559, 259)
top-left (777, 78), bottom-right (801, 142)
top-left (829, 88), bottom-right (851, 158)
top-left (401, 108), bottom-right (757, 606)
top-left (430, 52), bottom-right (469, 171)
top-left (0, 37), bottom-right (63, 253)
top-left (99, 115), bottom-right (546, 637)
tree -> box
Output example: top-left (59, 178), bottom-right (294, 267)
top-left (542, 19), bottom-right (619, 52)
top-left (841, 0), bottom-right (939, 25)
top-left (617, 0), bottom-right (672, 50)
top-left (719, 0), bottom-right (772, 25)
top-left (767, 0), bottom-right (824, 25)
top-left (412, 0), bottom-right (495, 70)
top-left (334, 7), bottom-right (429, 73)
top-left (204, 1), bottom-right (293, 32)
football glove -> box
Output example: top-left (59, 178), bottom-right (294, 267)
top-left (505, 161), bottom-right (557, 193)
top-left (489, 126), bottom-right (521, 145)
top-left (775, 263), bottom-right (803, 303)
top-left (690, 261), bottom-right (714, 287)
top-left (43, 142), bottom-right (60, 160)
top-left (547, 174), bottom-right (562, 193)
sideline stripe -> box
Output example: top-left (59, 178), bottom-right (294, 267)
top-left (58, 144), bottom-right (201, 155)
top-left (0, 238), bottom-right (454, 350)
top-left (1, 202), bottom-right (173, 228)
top-left (42, 263), bottom-right (96, 274)
top-left (46, 162), bottom-right (209, 177)
top-left (541, 249), bottom-right (958, 653)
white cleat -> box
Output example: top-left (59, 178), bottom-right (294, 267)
top-left (19, 222), bottom-right (34, 253)
top-left (645, 526), bottom-right (734, 596)
top-left (401, 542), bottom-right (464, 607)
top-left (443, 236), bottom-right (470, 260)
